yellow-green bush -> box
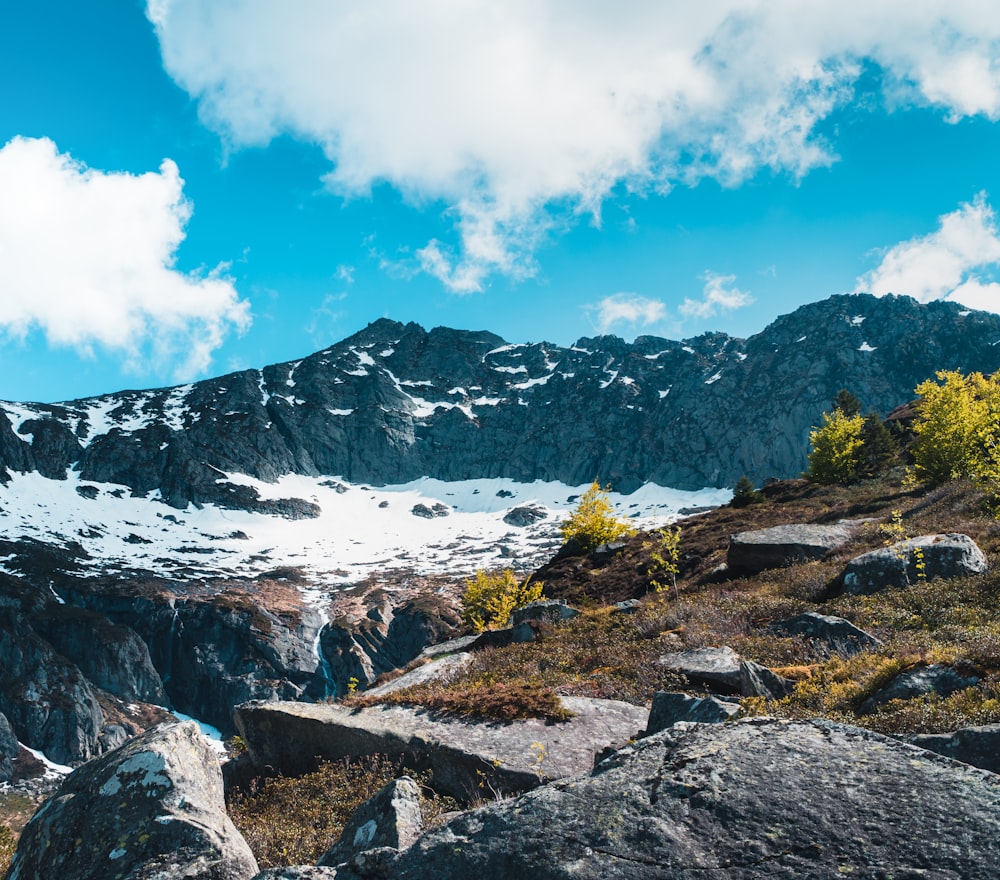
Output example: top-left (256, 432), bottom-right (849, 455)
top-left (461, 569), bottom-right (543, 632)
top-left (806, 409), bottom-right (865, 484)
top-left (559, 481), bottom-right (634, 551)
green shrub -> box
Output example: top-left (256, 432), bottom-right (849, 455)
top-left (806, 409), bottom-right (865, 484)
top-left (461, 570), bottom-right (543, 632)
top-left (559, 481), bottom-right (634, 551)
top-left (644, 525), bottom-right (681, 595)
top-left (730, 475), bottom-right (765, 507)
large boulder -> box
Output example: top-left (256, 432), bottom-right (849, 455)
top-left (858, 664), bottom-right (980, 714)
top-left (6, 721), bottom-right (259, 880)
top-left (645, 692), bottom-right (739, 735)
top-left (909, 723), bottom-right (1000, 774)
top-left (317, 776), bottom-right (423, 867)
top-left (842, 533), bottom-right (988, 594)
top-left (384, 717), bottom-right (1000, 879)
top-left (727, 522), bottom-right (864, 575)
top-left (234, 697), bottom-right (648, 802)
top-left (657, 646), bottom-right (742, 693)
top-left (767, 611), bottom-right (882, 657)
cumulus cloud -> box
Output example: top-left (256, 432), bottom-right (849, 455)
top-left (855, 195), bottom-right (1000, 313)
top-left (590, 293), bottom-right (667, 335)
top-left (0, 136), bottom-right (249, 379)
top-left (679, 272), bottom-right (754, 319)
top-left (149, 1), bottom-right (1000, 290)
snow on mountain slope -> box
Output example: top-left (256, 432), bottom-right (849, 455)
top-left (0, 470), bottom-right (729, 603)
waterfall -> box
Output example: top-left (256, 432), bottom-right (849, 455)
top-left (162, 604), bottom-right (180, 684)
top-left (313, 624), bottom-right (336, 700)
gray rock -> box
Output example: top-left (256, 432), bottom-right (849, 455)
top-left (738, 660), bottom-right (795, 699)
top-left (612, 599), bottom-right (643, 614)
top-left (363, 653), bottom-right (473, 697)
top-left (909, 723), bottom-right (1000, 774)
top-left (842, 533), bottom-right (988, 594)
top-left (0, 609), bottom-right (105, 764)
top-left (510, 599), bottom-right (580, 627)
top-left (252, 869), bottom-right (339, 880)
top-left (419, 634), bottom-right (480, 658)
top-left (0, 711), bottom-right (19, 783)
top-left (768, 611), bottom-right (882, 657)
top-left (316, 598), bottom-right (462, 698)
top-left (317, 776), bottom-right (423, 867)
top-left (859, 664), bottom-right (980, 714)
top-left (234, 697), bottom-right (648, 802)
top-left (645, 692), bottom-right (740, 734)
top-left (6, 721), bottom-right (259, 880)
top-left (385, 718), bottom-right (1000, 880)
top-left (31, 604), bottom-right (167, 704)
top-left (657, 646), bottom-right (742, 693)
top-left (502, 505), bottom-right (547, 527)
top-left (727, 522), bottom-right (863, 575)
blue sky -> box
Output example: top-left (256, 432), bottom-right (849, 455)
top-left (2, 1), bottom-right (1000, 403)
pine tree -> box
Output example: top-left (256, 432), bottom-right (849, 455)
top-left (731, 475), bottom-right (765, 507)
top-left (833, 389), bottom-right (862, 418)
top-left (859, 412), bottom-right (899, 476)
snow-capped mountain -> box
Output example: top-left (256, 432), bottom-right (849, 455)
top-left (4, 293), bottom-right (1000, 511)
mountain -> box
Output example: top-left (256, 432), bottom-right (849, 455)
top-left (3, 293), bottom-right (999, 508)
top-left (1, 291), bottom-right (1000, 777)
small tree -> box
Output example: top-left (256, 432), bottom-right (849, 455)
top-left (806, 409), bottom-right (865, 484)
top-left (833, 388), bottom-right (862, 418)
top-left (911, 371), bottom-right (989, 485)
top-left (730, 475), bottom-right (765, 507)
top-left (559, 481), bottom-right (634, 551)
top-left (645, 525), bottom-right (681, 597)
top-left (858, 412), bottom-right (899, 476)
top-left (461, 569), bottom-right (543, 632)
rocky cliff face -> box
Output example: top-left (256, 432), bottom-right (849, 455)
top-left (3, 294), bottom-right (998, 499)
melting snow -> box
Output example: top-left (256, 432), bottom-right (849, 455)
top-left (705, 372), bottom-right (723, 384)
top-left (0, 471), bottom-right (730, 598)
top-left (851, 316), bottom-right (866, 325)
top-left (858, 342), bottom-right (877, 352)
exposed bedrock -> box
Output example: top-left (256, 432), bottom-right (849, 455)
top-left (4, 294), bottom-right (1000, 502)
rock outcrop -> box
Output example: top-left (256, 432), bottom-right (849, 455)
top-left (381, 717), bottom-right (1000, 879)
top-left (727, 521), bottom-right (864, 575)
top-left (316, 776), bottom-right (423, 868)
top-left (315, 597), bottom-right (462, 697)
top-left (767, 611), bottom-right (882, 657)
top-left (842, 533), bottom-right (988, 594)
top-left (233, 697), bottom-right (648, 801)
top-left (909, 723), bottom-right (1000, 774)
top-left (6, 721), bottom-right (259, 880)
top-left (858, 664), bottom-right (980, 714)
top-left (645, 692), bottom-right (740, 734)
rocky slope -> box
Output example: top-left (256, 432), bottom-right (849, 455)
top-left (2, 294), bottom-right (999, 501)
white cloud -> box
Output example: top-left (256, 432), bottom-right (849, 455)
top-left (0, 136), bottom-right (249, 381)
top-left (149, 1), bottom-right (1000, 290)
top-left (679, 272), bottom-right (754, 319)
top-left (855, 194), bottom-right (1000, 313)
top-left (591, 293), bottom-right (667, 334)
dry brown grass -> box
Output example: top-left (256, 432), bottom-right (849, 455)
top-left (227, 754), bottom-right (458, 869)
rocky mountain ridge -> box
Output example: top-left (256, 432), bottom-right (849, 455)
top-left (3, 293), bottom-right (1000, 505)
